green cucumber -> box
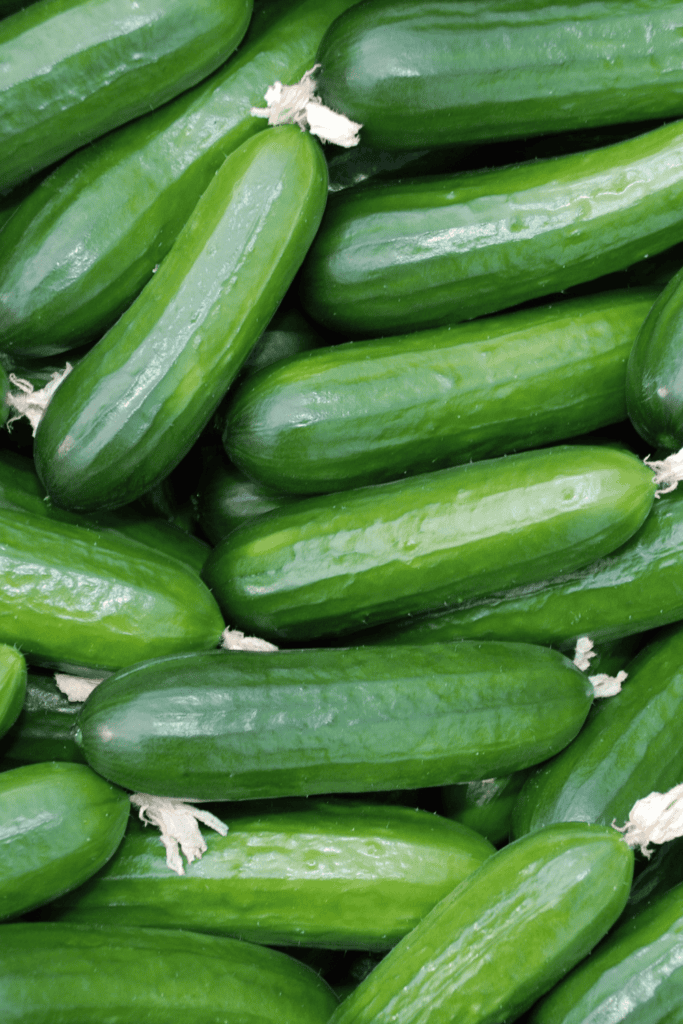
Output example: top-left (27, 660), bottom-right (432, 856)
top-left (44, 799), bottom-right (494, 950)
top-left (0, 761), bottom-right (129, 920)
top-left (201, 444), bottom-right (655, 642)
top-left (441, 769), bottom-right (533, 848)
top-left (75, 641), bottom-right (593, 801)
top-left (0, 505), bottom-right (224, 674)
top-left (0, 0), bottom-right (359, 357)
top-left (328, 822), bottom-right (633, 1024)
top-left (223, 289), bottom-right (656, 494)
top-left (299, 120), bottom-right (683, 338)
top-left (513, 624), bottom-right (683, 839)
top-left (236, 303), bottom-right (326, 383)
top-left (0, 922), bottom-right (338, 1024)
top-left (0, 643), bottom-right (25, 739)
top-left (529, 881), bottom-right (683, 1023)
top-left (315, 0), bottom-right (683, 151)
top-left (0, 671), bottom-right (84, 765)
top-left (620, 837), bottom-right (683, 924)
top-left (34, 126), bottom-right (327, 514)
top-left (0, 0), bottom-right (253, 192)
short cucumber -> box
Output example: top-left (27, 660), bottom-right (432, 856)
top-left (223, 289), bottom-right (656, 494)
top-left (0, 643), bottom-right (25, 739)
top-left (44, 799), bottom-right (494, 950)
top-left (0, 922), bottom-right (338, 1024)
top-left (201, 444), bottom-right (655, 642)
top-left (0, 761), bottom-right (129, 920)
top-left (0, 671), bottom-right (84, 765)
top-left (34, 126), bottom-right (328, 513)
top-left (327, 822), bottom-right (633, 1024)
top-left (441, 769), bottom-right (533, 848)
top-left (0, 0), bottom-right (253, 191)
top-left (299, 120), bottom-right (683, 337)
top-left (75, 641), bottom-right (594, 801)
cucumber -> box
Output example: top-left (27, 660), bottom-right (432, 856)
top-left (529, 881), bottom-right (683, 1023)
top-left (0, 643), bottom-right (25, 739)
top-left (44, 799), bottom-right (494, 950)
top-left (0, 671), bottom-right (84, 765)
top-left (512, 624), bottom-right (683, 839)
top-left (358, 485), bottom-right (683, 650)
top-left (0, 505), bottom-right (224, 674)
top-left (34, 126), bottom-right (328, 514)
top-left (441, 768), bottom-right (533, 848)
top-left (236, 303), bottom-right (326, 383)
top-left (0, 761), bottom-right (129, 920)
top-left (327, 822), bottom-right (633, 1024)
top-left (223, 289), bottom-right (656, 494)
top-left (299, 119), bottom-right (683, 338)
top-left (201, 444), bottom-right (655, 642)
top-left (0, 0), bottom-right (359, 357)
top-left (75, 641), bottom-right (594, 801)
top-left (0, 0), bottom-right (253, 192)
top-left (315, 0), bottom-right (683, 151)
top-left (0, 922), bottom-right (339, 1024)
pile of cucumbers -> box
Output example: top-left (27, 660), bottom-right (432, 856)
top-left (5, 0), bottom-right (683, 1021)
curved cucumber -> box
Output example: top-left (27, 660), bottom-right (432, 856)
top-left (0, 0), bottom-right (253, 192)
top-left (0, 505), bottom-right (224, 674)
top-left (223, 289), bottom-right (656, 494)
top-left (34, 126), bottom-right (327, 513)
top-left (0, 761), bottom-right (129, 920)
top-left (299, 120), bottom-right (683, 337)
top-left (202, 444), bottom-right (655, 642)
top-left (328, 822), bottom-right (633, 1024)
top-left (0, 643), bottom-right (25, 739)
top-left (0, 671), bottom-right (84, 765)
top-left (316, 0), bottom-right (683, 151)
top-left (0, 922), bottom-right (338, 1024)
top-left (45, 799), bottom-right (494, 950)
top-left (75, 641), bottom-right (593, 801)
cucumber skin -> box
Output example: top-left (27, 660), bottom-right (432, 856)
top-left (0, 506), bottom-right (224, 674)
top-left (512, 624), bottom-right (683, 839)
top-left (224, 289), bottom-right (656, 494)
top-left (626, 263), bottom-right (683, 450)
top-left (34, 126), bottom-right (328, 514)
top-left (45, 800), bottom-right (494, 950)
top-left (0, 0), bottom-right (359, 358)
top-left (0, 644), bottom-right (25, 739)
top-left (76, 642), bottom-right (593, 802)
top-left (202, 445), bottom-right (655, 642)
top-left (0, 0), bottom-right (253, 192)
top-left (0, 672), bottom-right (84, 766)
top-left (0, 762), bottom-right (129, 920)
top-left (0, 922), bottom-right (338, 1024)
top-left (316, 0), bottom-right (683, 151)
top-left (299, 120), bottom-right (683, 337)
top-left (529, 881), bottom-right (683, 1023)
top-left (328, 822), bottom-right (633, 1024)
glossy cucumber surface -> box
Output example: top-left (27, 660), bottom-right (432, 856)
top-left (46, 799), bottom-right (494, 950)
top-left (0, 922), bottom-right (338, 1024)
top-left (0, 506), bottom-right (224, 673)
top-left (299, 120), bottom-right (683, 337)
top-left (316, 0), bottom-right (683, 150)
top-left (223, 289), bottom-right (655, 494)
top-left (0, 0), bottom-right (358, 357)
top-left (0, 0), bottom-right (253, 192)
top-left (441, 769), bottom-right (532, 847)
top-left (76, 642), bottom-right (593, 801)
top-left (0, 761), bottom-right (129, 920)
top-left (34, 126), bottom-right (327, 513)
top-left (0, 643), bottom-right (25, 739)
top-left (328, 822), bottom-right (634, 1024)
top-left (202, 445), bottom-right (655, 642)
top-left (0, 672), bottom-right (84, 765)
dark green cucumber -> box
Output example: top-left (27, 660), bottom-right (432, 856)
top-left (236, 303), bottom-right (326, 382)
top-left (0, 505), bottom-right (224, 674)
top-left (0, 922), bottom-right (338, 1024)
top-left (201, 444), bottom-right (655, 642)
top-left (359, 484), bottom-right (683, 650)
top-left (0, 643), bottom-right (25, 739)
top-left (45, 799), bottom-right (494, 950)
top-left (316, 0), bottom-right (683, 151)
top-left (328, 822), bottom-right (633, 1024)
top-left (0, 0), bottom-right (358, 357)
top-left (34, 126), bottom-right (327, 513)
top-left (441, 769), bottom-right (533, 848)
top-left (0, 671), bottom-right (84, 765)
top-left (223, 289), bottom-right (656, 494)
top-left (529, 881), bottom-right (683, 1024)
top-left (0, 761), bottom-right (129, 920)
top-left (620, 837), bottom-right (683, 924)
top-left (75, 641), bottom-right (593, 801)
top-left (299, 120), bottom-right (683, 337)
top-left (0, 0), bottom-right (253, 192)
top-left (513, 624), bottom-right (683, 839)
